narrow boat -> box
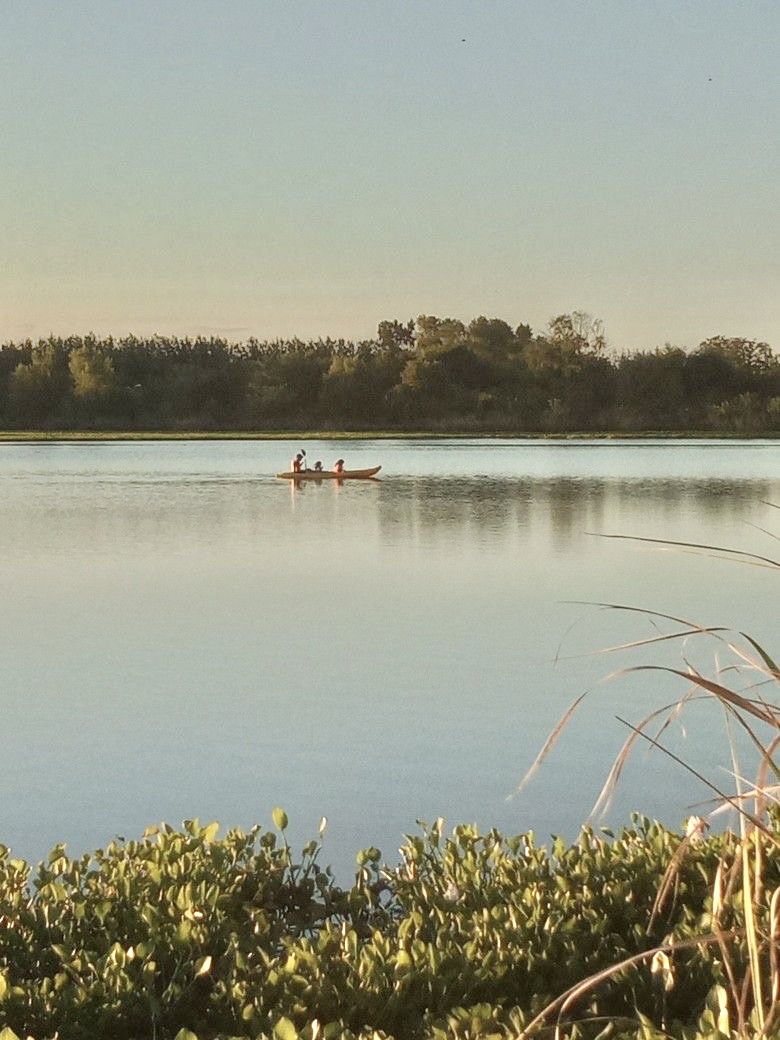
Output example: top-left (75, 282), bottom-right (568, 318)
top-left (276, 466), bottom-right (382, 480)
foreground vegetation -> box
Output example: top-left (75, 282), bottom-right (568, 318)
top-left (1, 314), bottom-right (778, 434)
top-left (0, 811), bottom-right (777, 1040)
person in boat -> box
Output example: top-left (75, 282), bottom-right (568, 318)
top-left (333, 458), bottom-right (345, 474)
top-left (313, 461), bottom-right (323, 472)
top-left (291, 452), bottom-right (305, 473)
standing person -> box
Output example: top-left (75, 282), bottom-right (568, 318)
top-left (291, 452), bottom-right (306, 473)
top-left (333, 459), bottom-right (345, 474)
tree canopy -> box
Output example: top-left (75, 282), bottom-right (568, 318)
top-left (0, 317), bottom-right (777, 433)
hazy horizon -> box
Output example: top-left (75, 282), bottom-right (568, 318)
top-left (2, 1), bottom-right (778, 352)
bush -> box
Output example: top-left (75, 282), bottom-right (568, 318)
top-left (0, 812), bottom-right (774, 1039)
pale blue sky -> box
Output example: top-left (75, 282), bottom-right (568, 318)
top-left (2, 1), bottom-right (778, 350)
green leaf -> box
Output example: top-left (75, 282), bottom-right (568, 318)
top-left (273, 1017), bottom-right (298, 1040)
top-left (0, 974), bottom-right (6, 1001)
top-left (0, 1028), bottom-right (20, 1040)
top-left (272, 807), bottom-right (289, 832)
top-left (173, 1030), bottom-right (199, 1040)
top-left (175, 919), bottom-right (193, 945)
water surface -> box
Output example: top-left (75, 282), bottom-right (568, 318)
top-left (0, 439), bottom-right (777, 876)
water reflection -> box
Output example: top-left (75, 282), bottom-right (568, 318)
top-left (0, 441), bottom-right (777, 878)
top-left (375, 476), bottom-right (774, 549)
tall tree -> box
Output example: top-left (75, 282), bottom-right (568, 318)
top-left (377, 319), bottom-right (415, 350)
top-left (69, 340), bottom-right (117, 400)
top-left (414, 315), bottom-right (467, 356)
top-left (697, 336), bottom-right (775, 372)
top-left (7, 339), bottom-right (72, 423)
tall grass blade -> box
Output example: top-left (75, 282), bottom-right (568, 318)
top-left (594, 532), bottom-right (780, 569)
top-left (506, 692), bottom-right (588, 800)
top-left (743, 836), bottom-right (765, 1030)
top-left (567, 598), bottom-right (724, 630)
top-left (615, 716), bottom-right (778, 842)
top-left (648, 831), bottom-right (697, 932)
top-left (626, 666), bottom-right (780, 726)
top-left (588, 698), bottom-right (691, 819)
top-left (771, 889), bottom-right (780, 1004)
top-left (739, 633), bottom-right (780, 680)
top-left (518, 930), bottom-right (741, 1039)
top-left (757, 735), bottom-right (780, 809)
top-left (746, 520), bottom-right (780, 543)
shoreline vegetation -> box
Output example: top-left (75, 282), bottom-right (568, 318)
top-left (1, 314), bottom-right (778, 437)
top-left (0, 812), bottom-right (774, 1040)
top-left (1, 429), bottom-right (779, 442)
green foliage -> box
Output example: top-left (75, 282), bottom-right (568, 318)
top-left (0, 814), bottom-right (776, 1038)
top-left (615, 348), bottom-right (687, 429)
top-left (69, 340), bottom-right (116, 400)
top-left (6, 339), bottom-right (72, 423)
top-left (0, 317), bottom-right (777, 433)
top-left (698, 336), bottom-right (774, 373)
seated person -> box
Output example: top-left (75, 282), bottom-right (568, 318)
top-left (333, 458), bottom-right (345, 474)
top-left (313, 461), bottom-right (323, 472)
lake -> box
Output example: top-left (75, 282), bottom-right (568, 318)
top-left (0, 438), bottom-right (777, 878)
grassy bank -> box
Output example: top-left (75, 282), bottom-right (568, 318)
top-left (0, 429), bottom-right (777, 442)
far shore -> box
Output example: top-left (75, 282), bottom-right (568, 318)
top-left (0, 429), bottom-right (777, 442)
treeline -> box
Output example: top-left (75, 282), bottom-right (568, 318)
top-left (1, 313), bottom-right (778, 432)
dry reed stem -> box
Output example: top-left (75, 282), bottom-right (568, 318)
top-left (506, 692), bottom-right (587, 800)
top-left (757, 735), bottom-right (780, 809)
top-left (727, 635), bottom-right (780, 679)
top-left (738, 634), bottom-right (780, 681)
top-left (626, 666), bottom-right (780, 726)
top-left (594, 532), bottom-right (780, 569)
top-left (770, 888), bottom-right (780, 1005)
top-left (517, 930), bottom-right (742, 1040)
top-left (648, 831), bottom-right (698, 933)
top-left (760, 894), bottom-right (780, 1039)
top-left (558, 599), bottom-right (729, 660)
top-left (588, 698), bottom-right (696, 819)
top-left (711, 858), bottom-right (747, 1035)
top-left (743, 836), bottom-right (765, 1031)
top-left (615, 716), bottom-right (778, 843)
top-left (755, 828), bottom-right (766, 914)
top-left (525, 525), bottom-right (779, 1037)
top-left (718, 708), bottom-right (780, 793)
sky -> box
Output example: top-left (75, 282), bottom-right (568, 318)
top-left (1, 0), bottom-right (778, 352)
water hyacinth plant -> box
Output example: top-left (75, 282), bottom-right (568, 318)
top-left (0, 813), bottom-right (768, 1040)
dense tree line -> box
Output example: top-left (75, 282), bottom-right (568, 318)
top-left (0, 314), bottom-right (777, 432)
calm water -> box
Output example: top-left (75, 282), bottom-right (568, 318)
top-left (0, 438), bottom-right (777, 877)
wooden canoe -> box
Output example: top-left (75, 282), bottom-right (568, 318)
top-left (276, 466), bottom-right (382, 480)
